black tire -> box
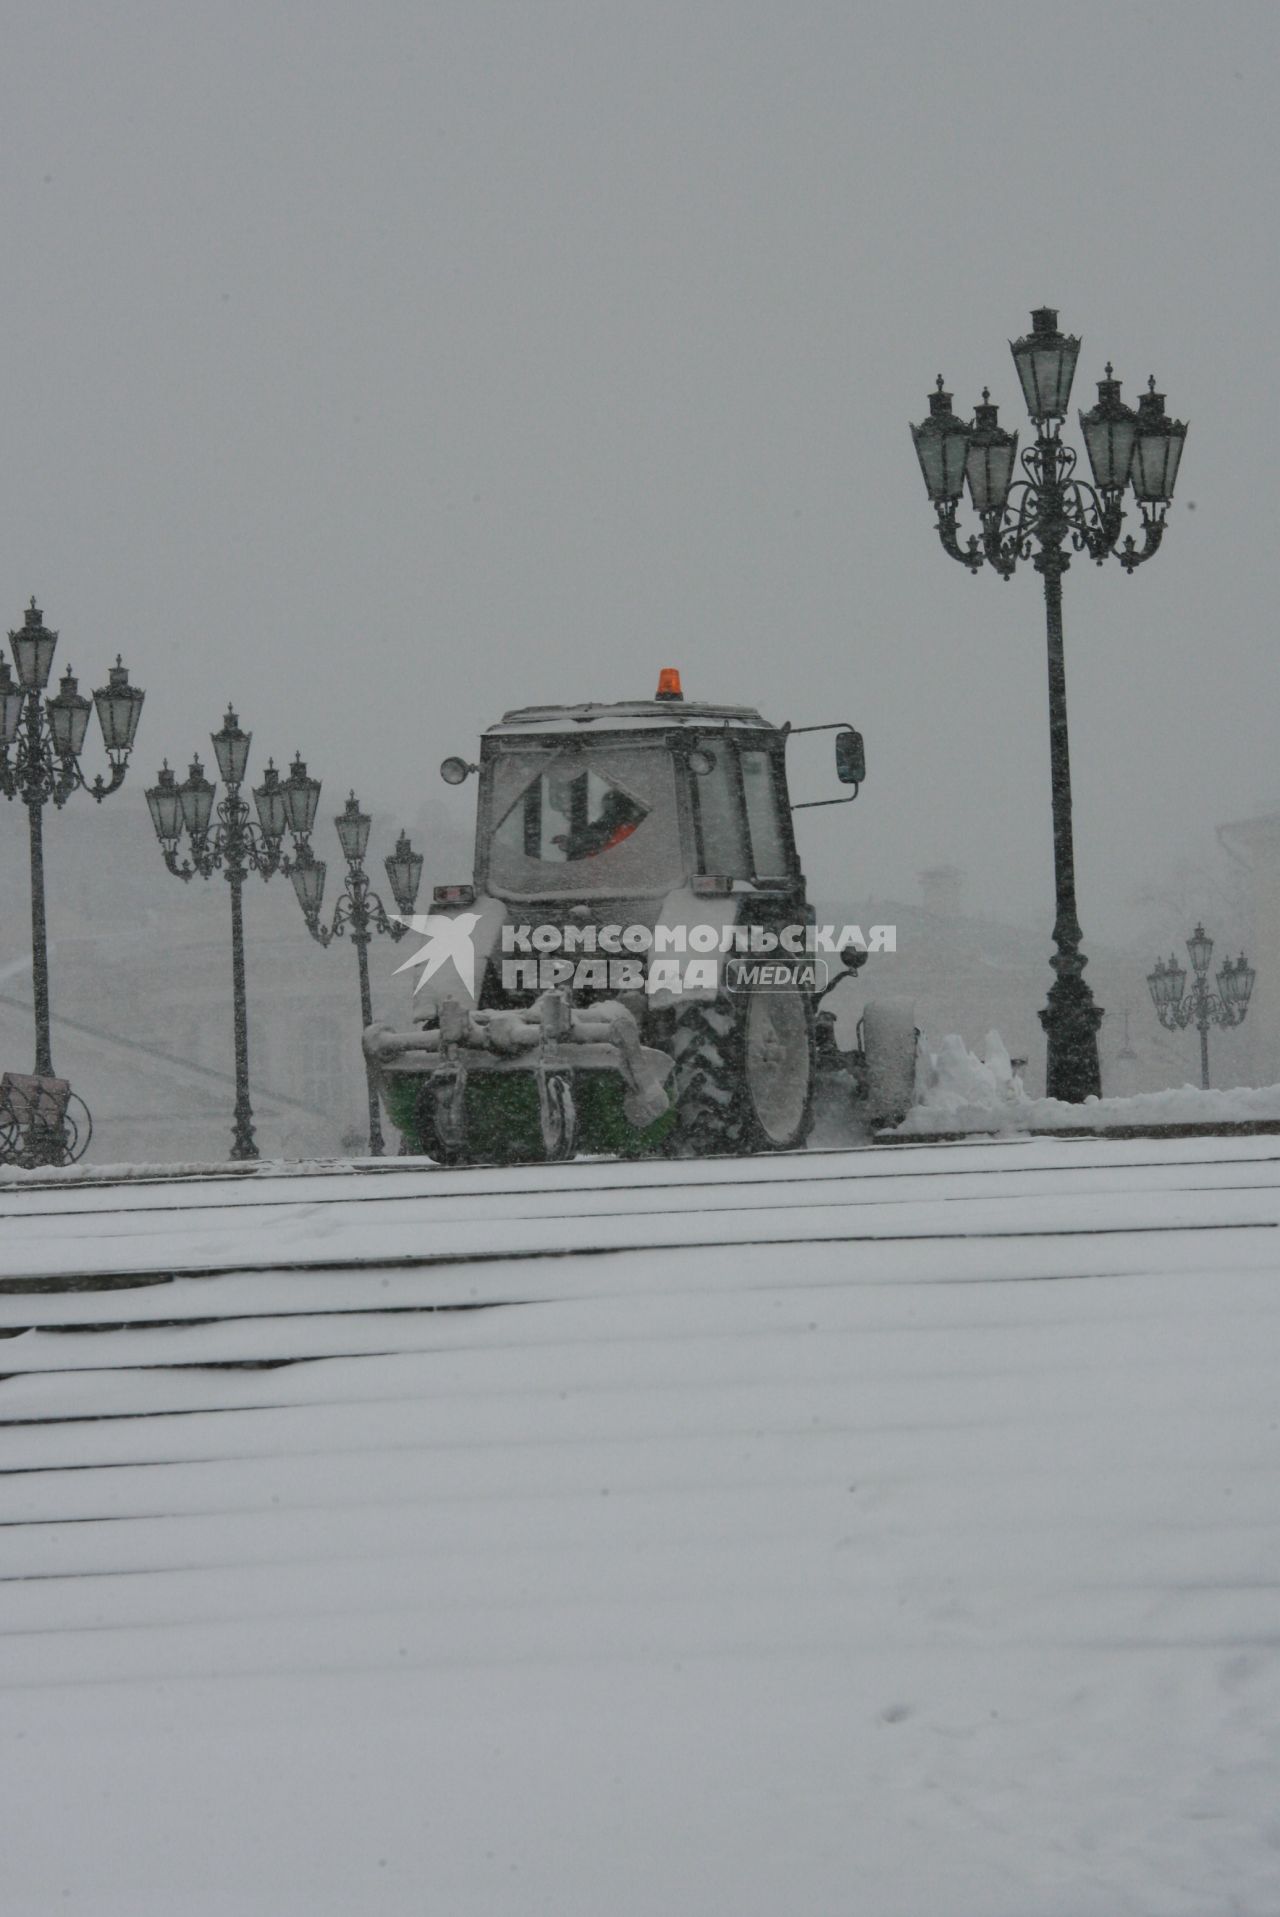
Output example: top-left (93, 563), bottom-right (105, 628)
top-left (666, 996), bottom-right (751, 1157)
top-left (412, 1075), bottom-right (464, 1166)
top-left (540, 1072), bottom-right (578, 1162)
top-left (666, 987), bottom-right (815, 1157)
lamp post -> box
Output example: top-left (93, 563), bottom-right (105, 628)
top-left (290, 794), bottom-right (423, 1155)
top-left (0, 598), bottom-right (145, 1101)
top-left (147, 710), bottom-right (319, 1160)
top-left (1147, 923), bottom-right (1254, 1090)
top-left (910, 309), bottom-right (1188, 1101)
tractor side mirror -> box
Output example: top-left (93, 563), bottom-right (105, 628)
top-left (835, 729), bottom-right (865, 786)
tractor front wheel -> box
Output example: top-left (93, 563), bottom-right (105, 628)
top-left (743, 984), bottom-right (815, 1150)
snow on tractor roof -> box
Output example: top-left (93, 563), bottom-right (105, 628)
top-left (490, 698), bottom-right (776, 736)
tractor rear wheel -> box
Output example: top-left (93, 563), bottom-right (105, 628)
top-left (667, 996), bottom-right (749, 1156)
top-left (666, 986), bottom-right (814, 1157)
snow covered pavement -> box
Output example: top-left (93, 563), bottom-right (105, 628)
top-left (2, 1138), bottom-right (1279, 1915)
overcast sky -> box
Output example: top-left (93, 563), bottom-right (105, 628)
top-left (4, 1), bottom-right (1277, 943)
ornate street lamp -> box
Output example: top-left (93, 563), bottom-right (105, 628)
top-left (291, 794), bottom-right (423, 1155)
top-left (147, 708), bottom-right (318, 1160)
top-left (0, 599), bottom-right (145, 1151)
top-left (910, 309), bottom-right (1188, 1101)
top-left (1147, 923), bottom-right (1254, 1090)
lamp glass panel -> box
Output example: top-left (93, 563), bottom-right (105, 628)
top-left (1132, 425), bottom-right (1187, 503)
top-left (291, 858), bottom-right (326, 915)
top-left (1013, 340), bottom-right (1080, 420)
top-left (910, 425), bottom-right (945, 500)
top-left (180, 765), bottom-right (216, 838)
top-left (47, 677), bottom-right (92, 758)
top-left (0, 669), bottom-right (22, 749)
top-left (11, 629), bottom-right (57, 692)
top-left (910, 422), bottom-right (970, 503)
top-left (254, 777), bottom-right (288, 839)
top-left (965, 438), bottom-right (1016, 513)
top-left (941, 429), bottom-right (968, 499)
top-left (147, 773), bottom-right (183, 842)
top-left (1081, 415), bottom-right (1136, 491)
top-left (1161, 428), bottom-right (1187, 498)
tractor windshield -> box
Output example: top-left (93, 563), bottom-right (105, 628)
top-left (484, 744), bottom-right (684, 898)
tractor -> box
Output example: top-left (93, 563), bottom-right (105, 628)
top-left (363, 670), bottom-right (916, 1163)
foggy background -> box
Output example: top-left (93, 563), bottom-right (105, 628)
top-left (2, 1), bottom-right (1278, 1146)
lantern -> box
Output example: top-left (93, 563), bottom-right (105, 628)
top-left (211, 707), bottom-right (251, 787)
top-left (179, 756), bottom-right (217, 840)
top-left (1218, 953), bottom-right (1255, 1012)
top-left (1078, 366), bottom-right (1138, 493)
top-left (336, 791), bottom-right (372, 865)
top-left (1185, 923), bottom-right (1213, 976)
top-left (291, 849), bottom-right (327, 919)
top-left (283, 753), bottom-right (321, 837)
top-left (253, 760), bottom-right (288, 840)
top-left (385, 831), bottom-right (424, 915)
top-left (1130, 378), bottom-right (1188, 504)
top-left (9, 600), bottom-right (58, 692)
top-left (46, 668), bottom-right (93, 760)
top-left (964, 390), bottom-right (1018, 514)
top-left (93, 656), bottom-right (145, 755)
top-left (910, 377), bottom-right (971, 503)
top-left (146, 762), bottom-right (184, 845)
top-left (1009, 308), bottom-right (1081, 422)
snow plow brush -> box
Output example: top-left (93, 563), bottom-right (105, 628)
top-left (364, 990), bottom-right (674, 1164)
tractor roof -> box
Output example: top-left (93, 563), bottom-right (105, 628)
top-left (489, 698), bottom-right (777, 738)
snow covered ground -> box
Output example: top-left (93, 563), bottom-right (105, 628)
top-left (3, 1138), bottom-right (1280, 1915)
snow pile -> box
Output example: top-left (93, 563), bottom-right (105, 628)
top-left (897, 1030), bottom-right (1280, 1135)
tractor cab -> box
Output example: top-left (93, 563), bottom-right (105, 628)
top-left (452, 670), bottom-right (861, 909)
top-left (475, 694), bottom-right (817, 908)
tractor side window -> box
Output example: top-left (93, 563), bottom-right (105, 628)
top-left (692, 749), bottom-right (749, 876)
top-left (740, 747), bottom-right (788, 877)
